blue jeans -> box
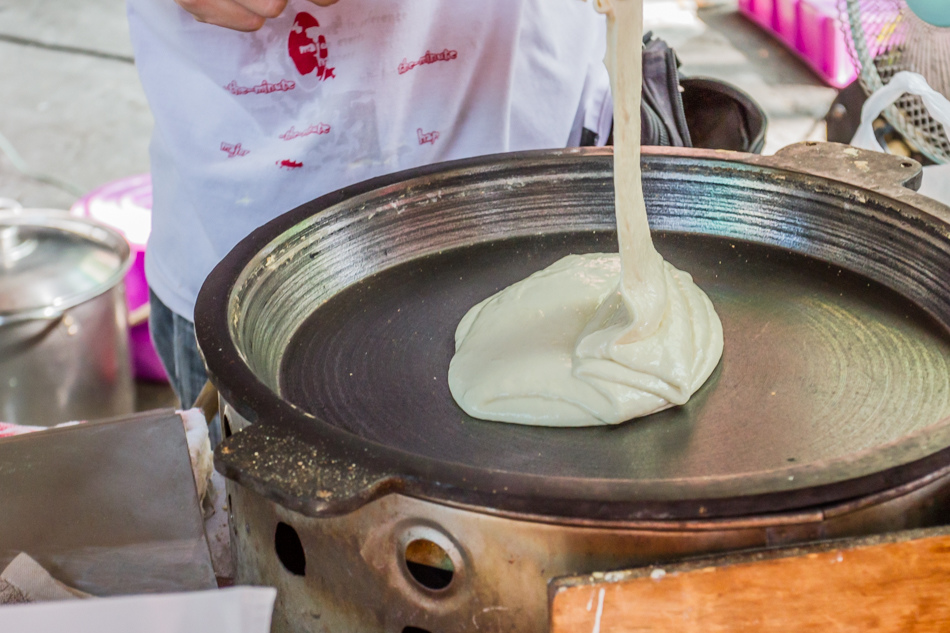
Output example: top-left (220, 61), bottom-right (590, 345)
top-left (149, 289), bottom-right (228, 448)
top-left (148, 289), bottom-right (208, 409)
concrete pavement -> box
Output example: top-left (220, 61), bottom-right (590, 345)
top-left (0, 0), bottom-right (150, 210)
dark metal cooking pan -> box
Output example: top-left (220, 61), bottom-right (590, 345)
top-left (197, 142), bottom-right (950, 523)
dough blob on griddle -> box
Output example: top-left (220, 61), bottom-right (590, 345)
top-left (448, 0), bottom-right (723, 426)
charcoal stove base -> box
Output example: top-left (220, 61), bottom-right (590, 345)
top-left (226, 464), bottom-right (950, 633)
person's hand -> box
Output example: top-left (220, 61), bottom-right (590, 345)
top-left (175, 0), bottom-right (339, 32)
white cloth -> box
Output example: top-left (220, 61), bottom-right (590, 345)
top-left (127, 0), bottom-right (611, 320)
top-left (0, 554), bottom-right (90, 604)
top-left (0, 587), bottom-right (276, 633)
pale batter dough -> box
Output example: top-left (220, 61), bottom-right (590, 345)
top-left (448, 0), bottom-right (724, 426)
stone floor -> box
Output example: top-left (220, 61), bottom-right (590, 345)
top-left (0, 0), bottom-right (841, 413)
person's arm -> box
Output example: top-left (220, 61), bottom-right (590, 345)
top-left (174, 0), bottom-right (338, 32)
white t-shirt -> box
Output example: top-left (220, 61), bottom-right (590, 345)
top-left (127, 0), bottom-right (612, 320)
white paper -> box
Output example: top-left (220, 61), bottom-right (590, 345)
top-left (0, 553), bottom-right (89, 603)
top-left (0, 587), bottom-right (277, 633)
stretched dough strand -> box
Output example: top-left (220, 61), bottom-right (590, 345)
top-left (448, 0), bottom-right (724, 426)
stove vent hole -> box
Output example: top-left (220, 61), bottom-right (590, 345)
top-left (405, 539), bottom-right (454, 590)
top-left (402, 628), bottom-right (433, 633)
top-left (275, 522), bottom-right (306, 576)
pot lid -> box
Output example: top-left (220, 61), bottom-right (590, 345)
top-left (0, 212), bottom-right (131, 323)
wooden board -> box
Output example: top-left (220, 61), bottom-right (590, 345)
top-left (550, 526), bottom-right (950, 633)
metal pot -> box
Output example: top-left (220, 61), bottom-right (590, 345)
top-left (197, 142), bottom-right (950, 632)
top-left (0, 212), bottom-right (134, 425)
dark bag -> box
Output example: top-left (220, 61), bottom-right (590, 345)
top-left (680, 77), bottom-right (767, 153)
top-left (581, 34), bottom-right (768, 154)
top-left (640, 34), bottom-right (692, 147)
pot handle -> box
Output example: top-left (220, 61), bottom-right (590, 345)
top-left (0, 198), bottom-right (23, 213)
top-left (0, 309), bottom-right (65, 327)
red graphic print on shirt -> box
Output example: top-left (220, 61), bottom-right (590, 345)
top-left (223, 79), bottom-right (296, 96)
top-left (277, 159), bottom-right (304, 170)
top-left (220, 142), bottom-right (249, 157)
top-left (289, 13), bottom-right (335, 80)
top-left (398, 49), bottom-right (458, 75)
top-left (417, 128), bottom-right (440, 145)
top-left (280, 123), bottom-right (331, 140)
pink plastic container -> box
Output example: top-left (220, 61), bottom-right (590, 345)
top-left (798, 0), bottom-right (858, 88)
top-left (774, 0), bottom-right (802, 50)
top-left (739, 0), bottom-right (857, 89)
top-left (72, 175), bottom-right (167, 383)
top-left (738, 0), bottom-right (778, 30)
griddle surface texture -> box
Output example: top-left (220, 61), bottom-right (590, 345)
top-left (279, 231), bottom-right (950, 483)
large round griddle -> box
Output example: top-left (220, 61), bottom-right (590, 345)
top-left (279, 231), bottom-right (950, 481)
top-left (198, 143), bottom-right (950, 522)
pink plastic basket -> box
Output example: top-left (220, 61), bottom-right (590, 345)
top-left (799, 0), bottom-right (858, 88)
top-left (775, 0), bottom-right (802, 49)
top-left (739, 0), bottom-right (857, 89)
top-left (738, 0), bottom-right (778, 30)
